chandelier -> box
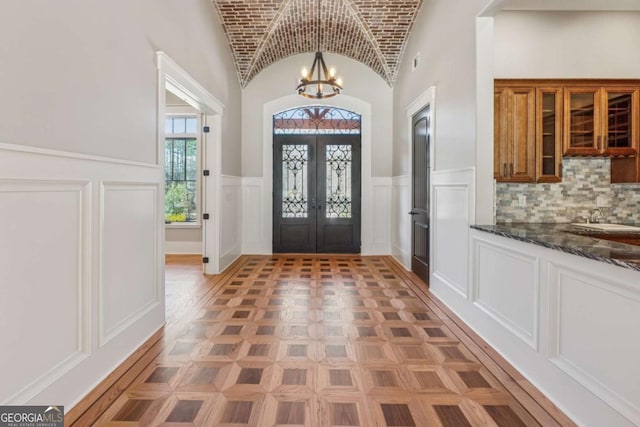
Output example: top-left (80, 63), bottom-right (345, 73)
top-left (296, 0), bottom-right (343, 99)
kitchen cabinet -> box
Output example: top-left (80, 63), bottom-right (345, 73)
top-left (494, 86), bottom-right (536, 182)
top-left (537, 88), bottom-right (563, 182)
top-left (564, 86), bottom-right (639, 157)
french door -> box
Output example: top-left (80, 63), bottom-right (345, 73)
top-left (273, 134), bottom-right (361, 253)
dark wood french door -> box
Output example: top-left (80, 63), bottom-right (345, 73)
top-left (410, 105), bottom-right (431, 284)
top-left (273, 134), bottom-right (361, 253)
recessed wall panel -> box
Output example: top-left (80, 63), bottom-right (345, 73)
top-left (550, 266), bottom-right (640, 423)
top-left (433, 185), bottom-right (469, 296)
top-left (474, 239), bottom-right (538, 348)
top-left (0, 181), bottom-right (87, 403)
top-left (100, 183), bottom-right (159, 345)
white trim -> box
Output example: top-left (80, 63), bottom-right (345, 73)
top-left (471, 237), bottom-right (540, 350)
top-left (262, 94), bottom-right (373, 254)
top-left (157, 52), bottom-right (224, 274)
top-left (98, 181), bottom-right (162, 347)
top-left (548, 263), bottom-right (640, 425)
top-left (157, 52), bottom-right (224, 116)
top-left (0, 179), bottom-right (91, 404)
top-left (391, 175), bottom-right (411, 269)
top-left (0, 141), bottom-right (160, 169)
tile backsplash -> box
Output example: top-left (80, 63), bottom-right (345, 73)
top-left (496, 158), bottom-right (640, 223)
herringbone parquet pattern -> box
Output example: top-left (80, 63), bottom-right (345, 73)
top-left (87, 255), bottom-right (572, 426)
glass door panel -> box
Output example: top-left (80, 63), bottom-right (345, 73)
top-left (537, 88), bottom-right (562, 182)
top-left (569, 92), bottom-right (595, 147)
top-left (605, 92), bottom-right (632, 149)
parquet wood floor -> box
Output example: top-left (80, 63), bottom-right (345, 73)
top-left (71, 255), bottom-right (575, 427)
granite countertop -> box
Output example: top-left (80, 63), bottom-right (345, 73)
top-left (471, 223), bottom-right (640, 272)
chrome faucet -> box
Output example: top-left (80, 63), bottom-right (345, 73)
top-left (590, 208), bottom-right (603, 224)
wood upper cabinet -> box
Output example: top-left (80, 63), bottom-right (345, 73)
top-left (564, 86), bottom-right (639, 156)
top-left (537, 87), bottom-right (563, 182)
top-left (494, 86), bottom-right (536, 182)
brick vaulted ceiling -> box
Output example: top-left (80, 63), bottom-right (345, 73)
top-left (211, 0), bottom-right (423, 88)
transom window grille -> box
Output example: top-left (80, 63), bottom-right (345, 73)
top-left (326, 145), bottom-right (352, 218)
top-left (282, 145), bottom-right (309, 218)
top-left (165, 114), bottom-right (199, 224)
top-left (274, 106), bottom-right (361, 134)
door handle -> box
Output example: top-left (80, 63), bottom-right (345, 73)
top-left (509, 163), bottom-right (514, 177)
top-left (503, 163), bottom-right (508, 177)
top-left (408, 211), bottom-right (418, 215)
top-left (597, 136), bottom-right (602, 150)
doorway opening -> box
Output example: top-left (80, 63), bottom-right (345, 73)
top-left (157, 52), bottom-right (224, 276)
top-left (272, 107), bottom-right (361, 253)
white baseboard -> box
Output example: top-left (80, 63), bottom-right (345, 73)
top-left (392, 244), bottom-right (411, 270)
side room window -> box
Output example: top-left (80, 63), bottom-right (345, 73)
top-left (165, 114), bottom-right (200, 225)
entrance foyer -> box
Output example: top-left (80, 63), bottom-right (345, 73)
top-left (68, 256), bottom-right (574, 426)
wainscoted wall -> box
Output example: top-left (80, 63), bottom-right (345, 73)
top-left (364, 177), bottom-right (392, 255)
top-left (496, 158), bottom-right (640, 223)
top-left (0, 143), bottom-right (164, 408)
top-left (241, 177), bottom-right (266, 254)
top-left (220, 175), bottom-right (242, 271)
top-left (429, 168), bottom-right (476, 299)
top-left (241, 177), bottom-right (392, 255)
top-left (391, 175), bottom-right (411, 268)
top-left (467, 230), bottom-right (640, 427)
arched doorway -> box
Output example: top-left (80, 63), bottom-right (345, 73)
top-left (272, 106), bottom-right (361, 253)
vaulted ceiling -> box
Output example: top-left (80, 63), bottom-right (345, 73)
top-left (211, 0), bottom-right (423, 88)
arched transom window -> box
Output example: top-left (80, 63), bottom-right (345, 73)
top-left (273, 106), bottom-right (361, 135)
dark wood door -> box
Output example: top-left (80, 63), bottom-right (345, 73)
top-left (410, 106), bottom-right (430, 284)
top-left (273, 134), bottom-right (360, 253)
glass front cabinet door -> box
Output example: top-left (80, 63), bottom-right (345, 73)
top-left (564, 86), bottom-right (638, 156)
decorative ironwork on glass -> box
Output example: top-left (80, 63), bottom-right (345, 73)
top-left (326, 144), bottom-right (352, 218)
top-left (282, 145), bottom-right (309, 218)
top-left (274, 106), bottom-right (361, 134)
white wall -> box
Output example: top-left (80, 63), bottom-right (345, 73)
top-left (494, 11), bottom-right (640, 78)
top-left (0, 0), bottom-right (240, 410)
top-left (393, 0), bottom-right (490, 175)
top-left (242, 53), bottom-right (393, 178)
top-left (0, 0), bottom-right (241, 174)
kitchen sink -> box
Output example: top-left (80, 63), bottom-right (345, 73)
top-left (571, 223), bottom-right (640, 232)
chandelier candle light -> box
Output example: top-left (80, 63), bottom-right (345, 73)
top-left (296, 0), bottom-right (343, 99)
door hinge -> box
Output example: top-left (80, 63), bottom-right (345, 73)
top-left (203, 257), bottom-right (209, 264)
top-left (203, 126), bottom-right (210, 133)
top-left (203, 169), bottom-right (210, 176)
top-left (203, 213), bottom-right (210, 220)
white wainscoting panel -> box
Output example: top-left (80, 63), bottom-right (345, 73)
top-left (430, 168), bottom-right (475, 298)
top-left (0, 180), bottom-right (90, 404)
top-left (391, 175), bottom-right (410, 268)
top-left (472, 237), bottom-right (539, 349)
top-left (549, 264), bottom-right (640, 425)
top-left (99, 182), bottom-right (160, 346)
top-left (242, 177), bottom-right (266, 254)
top-left (0, 143), bottom-right (165, 409)
top-left (220, 175), bottom-right (242, 270)
top-left (363, 177), bottom-right (392, 255)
